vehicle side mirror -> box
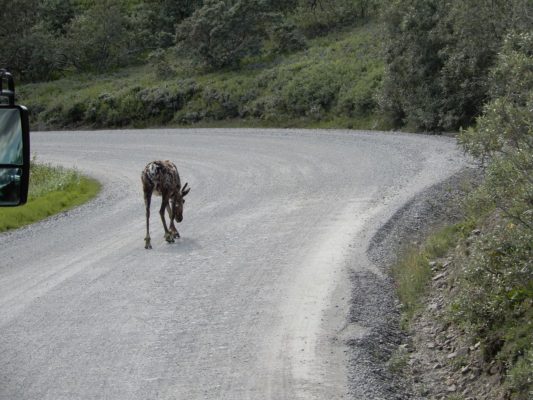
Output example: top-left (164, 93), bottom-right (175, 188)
top-left (0, 70), bottom-right (30, 206)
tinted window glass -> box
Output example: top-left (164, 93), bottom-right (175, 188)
top-left (0, 108), bottom-right (23, 164)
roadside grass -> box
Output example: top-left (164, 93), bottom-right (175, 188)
top-left (393, 196), bottom-right (532, 397)
top-left (0, 162), bottom-right (100, 232)
top-left (19, 23), bottom-right (386, 131)
top-left (392, 221), bottom-right (474, 326)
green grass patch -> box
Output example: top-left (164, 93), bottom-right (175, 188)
top-left (394, 207), bottom-right (532, 397)
top-left (0, 162), bottom-right (100, 232)
top-left (393, 222), bottom-right (473, 326)
top-left (387, 346), bottom-right (410, 375)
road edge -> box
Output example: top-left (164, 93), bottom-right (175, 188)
top-left (345, 166), bottom-right (480, 399)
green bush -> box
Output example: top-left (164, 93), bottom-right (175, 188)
top-left (452, 224), bottom-right (532, 333)
top-left (336, 63), bottom-right (382, 117)
top-left (292, 0), bottom-right (379, 37)
top-left (381, 0), bottom-right (532, 131)
top-left (62, 0), bottom-right (138, 73)
top-left (176, 0), bottom-right (272, 69)
top-left (269, 21), bottom-right (307, 54)
top-left (281, 63), bottom-right (342, 117)
top-left (506, 350), bottom-right (533, 399)
top-left (453, 31), bottom-right (533, 399)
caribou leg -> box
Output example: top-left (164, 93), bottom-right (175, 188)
top-left (166, 204), bottom-right (180, 238)
top-left (160, 196), bottom-right (175, 243)
top-left (144, 188), bottom-right (153, 249)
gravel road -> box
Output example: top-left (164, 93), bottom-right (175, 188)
top-left (0, 129), bottom-right (466, 400)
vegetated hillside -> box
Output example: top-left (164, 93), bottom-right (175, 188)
top-left (3, 0), bottom-right (383, 130)
top-left (19, 23), bottom-right (385, 130)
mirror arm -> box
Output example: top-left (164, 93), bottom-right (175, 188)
top-left (0, 69), bottom-right (16, 106)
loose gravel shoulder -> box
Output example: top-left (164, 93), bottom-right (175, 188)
top-left (346, 167), bottom-right (481, 399)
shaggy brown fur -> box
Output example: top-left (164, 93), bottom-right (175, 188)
top-left (141, 160), bottom-right (190, 249)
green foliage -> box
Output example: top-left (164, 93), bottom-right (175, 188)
top-left (247, 24), bottom-right (383, 122)
top-left (148, 49), bottom-right (177, 79)
top-left (505, 350), bottom-right (533, 399)
top-left (38, 0), bottom-right (79, 34)
top-left (450, 220), bottom-right (533, 398)
top-left (452, 31), bottom-right (533, 399)
top-left (336, 61), bottom-right (382, 117)
top-left (0, 0), bottom-right (41, 81)
top-left (62, 0), bottom-right (138, 73)
top-left (435, 0), bottom-right (510, 130)
top-left (393, 223), bottom-right (470, 324)
top-left (12, 23), bottom-right (62, 82)
top-left (0, 162), bottom-right (100, 232)
top-left (29, 160), bottom-right (81, 198)
top-left (265, 0), bottom-right (298, 13)
top-left (21, 24), bottom-right (384, 129)
top-left (381, 0), bottom-right (532, 131)
top-left (2, 0), bottom-right (383, 82)
top-left (1, 0), bottom-right (192, 81)
top-left (452, 223), bottom-right (532, 333)
top-left (174, 74), bottom-right (254, 123)
top-left (131, 0), bottom-right (203, 48)
top-left (268, 21), bottom-right (307, 54)
top-left (380, 0), bottom-right (443, 130)
top-left (459, 32), bottom-right (533, 229)
top-left (176, 0), bottom-right (272, 69)
top-left (292, 0), bottom-right (380, 37)
top-left (393, 249), bottom-right (432, 324)
top-left (75, 79), bottom-right (199, 127)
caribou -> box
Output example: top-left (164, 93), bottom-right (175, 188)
top-left (141, 160), bottom-right (190, 249)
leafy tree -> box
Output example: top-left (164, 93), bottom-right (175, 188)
top-left (62, 0), bottom-right (138, 73)
top-left (293, 0), bottom-right (380, 37)
top-left (132, 0), bottom-right (204, 48)
top-left (176, 0), bottom-right (272, 69)
top-left (381, 0), bottom-right (532, 131)
top-left (380, 0), bottom-right (444, 130)
top-left (435, 0), bottom-right (521, 130)
top-left (0, 0), bottom-right (40, 80)
top-left (269, 21), bottom-right (307, 54)
top-left (456, 31), bottom-right (533, 398)
top-left (38, 0), bottom-right (79, 34)
top-left (460, 31), bottom-right (533, 220)
top-left (266, 0), bottom-right (298, 13)
top-left (17, 23), bottom-right (63, 81)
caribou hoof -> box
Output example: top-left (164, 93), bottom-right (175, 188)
top-left (173, 231), bottom-right (180, 239)
top-left (165, 232), bottom-right (175, 243)
top-left (145, 238), bottom-right (152, 249)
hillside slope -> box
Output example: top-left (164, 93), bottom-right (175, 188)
top-left (20, 24), bottom-right (386, 131)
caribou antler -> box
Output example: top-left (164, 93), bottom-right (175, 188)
top-left (182, 182), bottom-right (190, 196)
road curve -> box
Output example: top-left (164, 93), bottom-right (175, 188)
top-left (0, 129), bottom-right (466, 400)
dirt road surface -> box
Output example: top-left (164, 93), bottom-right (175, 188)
top-left (0, 129), bottom-right (466, 399)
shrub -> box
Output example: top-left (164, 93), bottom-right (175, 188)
top-left (453, 31), bottom-right (533, 399)
top-left (148, 49), bottom-right (176, 79)
top-left (176, 0), bottom-right (272, 69)
top-left (62, 0), bottom-right (137, 73)
top-left (269, 21), bottom-right (307, 54)
top-left (337, 63), bottom-right (382, 117)
top-left (381, 0), bottom-right (532, 131)
top-left (292, 0), bottom-right (378, 37)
